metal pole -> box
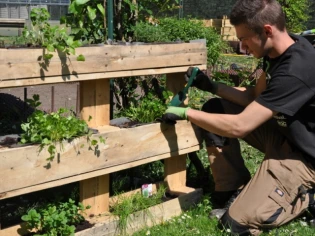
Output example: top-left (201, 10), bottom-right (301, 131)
top-left (179, 0), bottom-right (184, 19)
top-left (107, 0), bottom-right (114, 40)
top-left (107, 0), bottom-right (114, 119)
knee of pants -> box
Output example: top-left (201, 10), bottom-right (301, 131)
top-left (201, 98), bottom-right (225, 114)
top-left (200, 98), bottom-right (229, 147)
top-left (219, 211), bottom-right (251, 236)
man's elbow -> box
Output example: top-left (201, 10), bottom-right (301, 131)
top-left (230, 125), bottom-right (251, 139)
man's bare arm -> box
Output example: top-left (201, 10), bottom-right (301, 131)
top-left (186, 100), bottom-right (275, 138)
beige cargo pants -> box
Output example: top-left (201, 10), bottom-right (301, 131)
top-left (201, 98), bottom-right (315, 235)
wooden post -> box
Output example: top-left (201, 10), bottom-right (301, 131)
top-left (80, 79), bottom-right (110, 215)
top-left (164, 72), bottom-right (195, 195)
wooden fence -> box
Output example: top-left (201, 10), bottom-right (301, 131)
top-left (0, 42), bottom-right (207, 235)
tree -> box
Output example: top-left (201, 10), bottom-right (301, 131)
top-left (278, 0), bottom-right (313, 33)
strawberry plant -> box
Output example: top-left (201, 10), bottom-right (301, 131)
top-left (21, 198), bottom-right (90, 236)
top-left (20, 94), bottom-right (103, 163)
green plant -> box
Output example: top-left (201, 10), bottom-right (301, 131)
top-left (20, 94), bottom-right (102, 163)
top-left (114, 0), bottom-right (180, 41)
top-left (111, 184), bottom-right (167, 234)
top-left (133, 17), bottom-right (228, 65)
top-left (278, 0), bottom-right (313, 33)
top-left (116, 91), bottom-right (171, 123)
top-left (22, 8), bottom-right (84, 61)
top-left (21, 198), bottom-right (90, 236)
top-left (61, 0), bottom-right (105, 44)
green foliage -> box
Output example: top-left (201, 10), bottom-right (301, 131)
top-left (20, 94), bottom-right (91, 162)
top-left (278, 0), bottom-right (312, 33)
top-left (133, 17), bottom-right (228, 65)
top-left (61, 0), bottom-right (105, 44)
top-left (111, 184), bottom-right (167, 234)
top-left (21, 198), bottom-right (90, 236)
top-left (116, 91), bottom-right (171, 123)
top-left (115, 0), bottom-right (180, 40)
top-left (22, 8), bottom-right (83, 60)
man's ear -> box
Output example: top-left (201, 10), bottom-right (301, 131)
top-left (263, 24), bottom-right (273, 37)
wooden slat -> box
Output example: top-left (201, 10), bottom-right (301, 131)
top-left (0, 65), bottom-right (207, 88)
top-left (80, 79), bottom-right (110, 127)
top-left (0, 43), bottom-right (207, 81)
top-left (1, 146), bottom-right (199, 200)
top-left (79, 78), bottom-right (111, 216)
top-left (163, 72), bottom-right (193, 194)
top-left (80, 175), bottom-right (110, 215)
top-left (0, 121), bottom-right (202, 200)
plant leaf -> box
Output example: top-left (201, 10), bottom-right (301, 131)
top-left (75, 0), bottom-right (90, 5)
top-left (77, 54), bottom-right (85, 61)
top-left (87, 6), bottom-right (96, 20)
top-left (97, 3), bottom-right (105, 16)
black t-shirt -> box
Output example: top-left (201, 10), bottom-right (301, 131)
top-left (256, 34), bottom-right (315, 162)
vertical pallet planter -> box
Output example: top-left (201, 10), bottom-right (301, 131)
top-left (0, 42), bottom-right (207, 235)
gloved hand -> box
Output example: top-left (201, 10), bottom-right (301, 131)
top-left (159, 107), bottom-right (191, 125)
top-left (185, 67), bottom-right (218, 94)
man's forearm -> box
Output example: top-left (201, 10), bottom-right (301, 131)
top-left (216, 83), bottom-right (256, 107)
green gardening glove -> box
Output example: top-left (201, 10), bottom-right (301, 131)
top-left (160, 107), bottom-right (191, 125)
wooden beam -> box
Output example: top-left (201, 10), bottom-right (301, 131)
top-left (164, 72), bottom-right (195, 194)
top-left (80, 78), bottom-right (110, 216)
top-left (0, 43), bottom-right (207, 81)
top-left (0, 65), bottom-right (206, 89)
top-left (80, 175), bottom-right (110, 215)
top-left (1, 145), bottom-right (200, 200)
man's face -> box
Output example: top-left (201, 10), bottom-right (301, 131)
top-left (235, 24), bottom-right (268, 59)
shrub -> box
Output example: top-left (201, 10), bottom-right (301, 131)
top-left (133, 17), bottom-right (228, 65)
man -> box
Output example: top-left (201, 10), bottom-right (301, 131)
top-left (163, 0), bottom-right (315, 234)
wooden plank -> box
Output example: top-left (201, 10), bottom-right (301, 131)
top-left (1, 146), bottom-right (199, 200)
top-left (221, 27), bottom-right (236, 35)
top-left (0, 121), bottom-right (202, 200)
top-left (163, 72), bottom-right (193, 193)
top-left (80, 78), bottom-right (111, 216)
top-left (76, 188), bottom-right (203, 236)
top-left (80, 175), bottom-right (110, 216)
top-left (80, 79), bottom-right (110, 127)
top-left (0, 222), bottom-right (28, 236)
top-left (222, 35), bottom-right (239, 41)
top-left (0, 43), bottom-right (207, 81)
top-left (0, 65), bottom-right (207, 88)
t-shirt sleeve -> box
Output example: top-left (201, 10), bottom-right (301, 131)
top-left (256, 75), bottom-right (314, 116)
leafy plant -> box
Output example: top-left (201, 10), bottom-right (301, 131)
top-left (116, 91), bottom-right (171, 123)
top-left (111, 184), bottom-right (167, 234)
top-left (114, 0), bottom-right (180, 41)
top-left (133, 17), bottom-right (228, 65)
top-left (20, 94), bottom-right (102, 163)
top-left (21, 198), bottom-right (90, 236)
top-left (61, 0), bottom-right (106, 44)
top-left (22, 8), bottom-right (84, 60)
top-left (278, 0), bottom-right (312, 33)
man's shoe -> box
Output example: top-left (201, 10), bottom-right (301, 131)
top-left (211, 190), bottom-right (237, 208)
top-left (308, 189), bottom-right (315, 216)
top-left (209, 188), bottom-right (243, 220)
